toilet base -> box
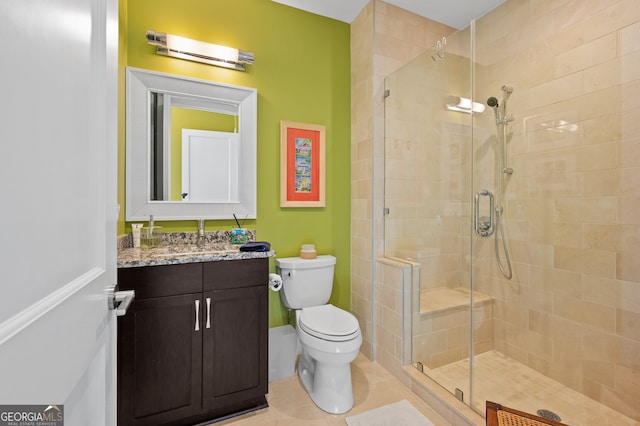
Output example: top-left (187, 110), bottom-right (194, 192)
top-left (297, 351), bottom-right (355, 414)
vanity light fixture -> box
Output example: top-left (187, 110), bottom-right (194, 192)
top-left (146, 30), bottom-right (254, 71)
top-left (446, 96), bottom-right (486, 114)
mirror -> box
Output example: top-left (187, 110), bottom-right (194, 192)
top-left (126, 67), bottom-right (257, 221)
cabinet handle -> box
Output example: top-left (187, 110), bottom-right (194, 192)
top-left (195, 299), bottom-right (200, 331)
top-left (206, 297), bottom-right (211, 329)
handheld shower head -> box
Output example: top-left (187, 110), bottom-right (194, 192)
top-left (501, 86), bottom-right (513, 105)
top-left (487, 97), bottom-right (500, 124)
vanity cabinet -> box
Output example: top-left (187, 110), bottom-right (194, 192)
top-left (117, 258), bottom-right (268, 426)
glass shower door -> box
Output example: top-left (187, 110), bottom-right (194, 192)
top-left (383, 30), bottom-right (476, 404)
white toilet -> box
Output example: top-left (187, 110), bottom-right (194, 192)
top-left (276, 255), bottom-right (362, 414)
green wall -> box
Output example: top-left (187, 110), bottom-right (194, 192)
top-left (119, 0), bottom-right (351, 326)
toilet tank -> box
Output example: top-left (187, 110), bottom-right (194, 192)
top-left (276, 255), bottom-right (336, 309)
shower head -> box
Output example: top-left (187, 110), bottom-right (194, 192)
top-left (501, 86), bottom-right (513, 105)
top-left (487, 97), bottom-right (500, 124)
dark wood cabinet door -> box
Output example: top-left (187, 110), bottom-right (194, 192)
top-left (202, 285), bottom-right (268, 410)
top-left (118, 293), bottom-right (203, 426)
top-left (118, 263), bottom-right (202, 298)
top-left (203, 258), bottom-right (268, 291)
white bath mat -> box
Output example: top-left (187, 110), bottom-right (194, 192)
top-left (345, 399), bottom-right (435, 426)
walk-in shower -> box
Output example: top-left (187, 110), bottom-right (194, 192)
top-left (382, 1), bottom-right (640, 424)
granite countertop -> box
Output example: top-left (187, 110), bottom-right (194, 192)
top-left (117, 230), bottom-right (275, 268)
top-left (117, 244), bottom-right (275, 268)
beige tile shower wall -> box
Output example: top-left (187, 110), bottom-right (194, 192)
top-left (384, 49), bottom-right (472, 294)
top-left (371, 1), bottom-right (456, 92)
top-left (351, 0), bottom-right (455, 361)
top-left (374, 257), bottom-right (417, 383)
top-left (371, 1), bottom-right (464, 300)
top-left (473, 0), bottom-right (640, 420)
top-left (351, 0), bottom-right (375, 360)
top-left (415, 304), bottom-right (494, 370)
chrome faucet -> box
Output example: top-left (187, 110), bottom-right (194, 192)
top-left (197, 219), bottom-right (205, 247)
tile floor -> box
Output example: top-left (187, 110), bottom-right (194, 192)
top-left (215, 348), bottom-right (640, 425)
top-left (217, 353), bottom-right (450, 426)
top-left (425, 351), bottom-right (640, 426)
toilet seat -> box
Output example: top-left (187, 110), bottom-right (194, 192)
top-left (298, 304), bottom-right (360, 342)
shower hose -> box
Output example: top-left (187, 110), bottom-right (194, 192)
top-left (494, 207), bottom-right (512, 279)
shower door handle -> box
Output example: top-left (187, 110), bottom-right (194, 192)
top-left (475, 190), bottom-right (495, 237)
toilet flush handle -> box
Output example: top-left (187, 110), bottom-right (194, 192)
top-left (287, 271), bottom-right (295, 278)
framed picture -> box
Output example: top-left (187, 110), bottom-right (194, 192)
top-left (280, 120), bottom-right (326, 207)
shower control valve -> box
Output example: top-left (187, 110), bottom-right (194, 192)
top-left (475, 190), bottom-right (495, 237)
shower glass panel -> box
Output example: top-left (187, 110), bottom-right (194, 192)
top-left (384, 1), bottom-right (640, 423)
top-left (382, 27), bottom-right (475, 402)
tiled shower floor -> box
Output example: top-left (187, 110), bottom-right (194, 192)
top-left (424, 350), bottom-right (638, 425)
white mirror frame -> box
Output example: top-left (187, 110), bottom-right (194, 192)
top-left (126, 67), bottom-right (257, 221)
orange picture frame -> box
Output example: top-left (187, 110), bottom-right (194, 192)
top-left (280, 120), bottom-right (326, 207)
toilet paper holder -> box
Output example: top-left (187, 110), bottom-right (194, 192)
top-left (268, 273), bottom-right (283, 291)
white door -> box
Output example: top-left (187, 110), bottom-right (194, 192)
top-left (181, 129), bottom-right (240, 202)
top-left (0, 0), bottom-right (118, 425)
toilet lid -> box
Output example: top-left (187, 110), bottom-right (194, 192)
top-left (298, 304), bottom-right (360, 341)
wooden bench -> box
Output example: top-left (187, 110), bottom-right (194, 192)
top-left (486, 401), bottom-right (569, 426)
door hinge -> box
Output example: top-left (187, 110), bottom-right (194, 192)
top-left (383, 89), bottom-right (390, 99)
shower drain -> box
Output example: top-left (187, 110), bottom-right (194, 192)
top-left (536, 409), bottom-right (562, 422)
